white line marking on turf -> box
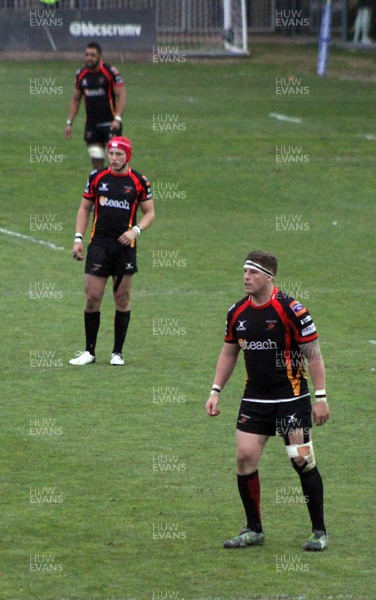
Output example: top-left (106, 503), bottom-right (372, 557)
top-left (357, 134), bottom-right (376, 141)
top-left (269, 112), bottom-right (302, 123)
top-left (0, 227), bottom-right (64, 250)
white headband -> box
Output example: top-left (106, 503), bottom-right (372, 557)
top-left (243, 260), bottom-right (275, 279)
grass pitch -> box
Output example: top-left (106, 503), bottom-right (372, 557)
top-left (1, 42), bottom-right (375, 600)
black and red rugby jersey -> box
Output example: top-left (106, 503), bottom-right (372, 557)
top-left (75, 61), bottom-right (124, 124)
top-left (225, 288), bottom-right (318, 402)
top-left (83, 167), bottom-right (152, 243)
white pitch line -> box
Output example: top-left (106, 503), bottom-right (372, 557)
top-left (269, 112), bottom-right (302, 124)
top-left (357, 133), bottom-right (376, 141)
top-left (0, 227), bottom-right (64, 250)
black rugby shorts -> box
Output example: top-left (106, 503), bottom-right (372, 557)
top-left (85, 242), bottom-right (138, 278)
top-left (236, 397), bottom-right (312, 438)
top-left (84, 122), bottom-right (123, 145)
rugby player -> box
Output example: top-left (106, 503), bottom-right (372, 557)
top-left (64, 42), bottom-right (126, 169)
top-left (69, 136), bottom-right (154, 366)
top-left (205, 250), bottom-right (329, 551)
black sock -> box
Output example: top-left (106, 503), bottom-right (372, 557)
top-left (113, 310), bottom-right (130, 354)
top-left (84, 311), bottom-right (100, 355)
top-left (237, 471), bottom-right (262, 533)
top-left (299, 466), bottom-right (326, 533)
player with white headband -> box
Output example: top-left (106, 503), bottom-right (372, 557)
top-left (205, 249), bottom-right (329, 551)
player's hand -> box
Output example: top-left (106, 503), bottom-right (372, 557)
top-left (72, 241), bottom-right (84, 261)
top-left (312, 401), bottom-right (329, 426)
top-left (110, 120), bottom-right (121, 132)
top-left (205, 394), bottom-right (221, 417)
top-left (64, 124), bottom-right (73, 140)
top-left (118, 229), bottom-right (137, 246)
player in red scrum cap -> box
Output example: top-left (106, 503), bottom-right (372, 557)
top-left (106, 136), bottom-right (133, 168)
top-left (69, 136), bottom-right (155, 366)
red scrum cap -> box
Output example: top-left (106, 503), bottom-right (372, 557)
top-left (107, 136), bottom-right (132, 163)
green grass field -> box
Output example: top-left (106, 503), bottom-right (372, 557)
top-left (1, 42), bottom-right (375, 600)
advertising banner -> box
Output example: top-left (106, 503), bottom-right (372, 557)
top-left (0, 9), bottom-right (156, 52)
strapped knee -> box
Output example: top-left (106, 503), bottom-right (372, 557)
top-left (286, 441), bottom-right (316, 474)
top-left (88, 144), bottom-right (106, 159)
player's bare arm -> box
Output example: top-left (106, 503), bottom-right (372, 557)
top-left (111, 85), bottom-right (126, 132)
top-left (118, 199), bottom-right (155, 246)
top-left (72, 198), bottom-right (93, 261)
top-left (299, 339), bottom-right (329, 426)
top-left (205, 342), bottom-right (241, 416)
top-left (65, 88), bottom-right (83, 139)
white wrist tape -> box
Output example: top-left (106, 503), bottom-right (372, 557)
top-left (314, 389), bottom-right (327, 402)
top-left (210, 384), bottom-right (222, 395)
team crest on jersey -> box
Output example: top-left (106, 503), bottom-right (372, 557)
top-left (266, 319), bottom-right (278, 330)
top-left (289, 300), bottom-right (307, 317)
top-left (124, 186), bottom-right (134, 193)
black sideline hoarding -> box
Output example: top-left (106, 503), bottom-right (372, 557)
top-left (0, 9), bottom-right (156, 52)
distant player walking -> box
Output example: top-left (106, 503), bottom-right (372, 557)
top-left (205, 250), bottom-right (329, 551)
top-left (69, 136), bottom-right (155, 366)
top-left (64, 42), bottom-right (126, 170)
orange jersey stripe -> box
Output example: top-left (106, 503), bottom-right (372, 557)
top-left (272, 297), bottom-right (301, 397)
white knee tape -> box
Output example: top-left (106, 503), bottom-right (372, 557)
top-left (286, 441), bottom-right (316, 469)
top-left (88, 144), bottom-right (106, 159)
